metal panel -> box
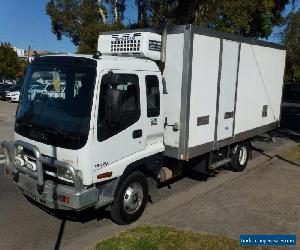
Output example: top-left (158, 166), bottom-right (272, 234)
top-left (216, 40), bottom-right (240, 141)
top-left (214, 122), bottom-right (278, 150)
top-left (188, 35), bottom-right (221, 149)
top-left (164, 145), bottom-right (180, 159)
top-left (163, 33), bottom-right (185, 149)
top-left (186, 122), bottom-right (279, 160)
top-left (232, 43), bottom-right (242, 137)
top-left (193, 26), bottom-right (285, 50)
top-left (234, 44), bottom-right (286, 134)
top-left (214, 39), bottom-right (223, 141)
top-left (178, 25), bottom-right (194, 160)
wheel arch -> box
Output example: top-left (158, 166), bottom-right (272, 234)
top-left (117, 153), bottom-right (162, 198)
top-left (231, 139), bottom-right (252, 159)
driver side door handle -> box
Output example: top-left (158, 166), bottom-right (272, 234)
top-left (132, 129), bottom-right (142, 139)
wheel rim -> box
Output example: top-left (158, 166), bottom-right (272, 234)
top-left (123, 182), bottom-right (144, 215)
top-left (238, 146), bottom-right (248, 165)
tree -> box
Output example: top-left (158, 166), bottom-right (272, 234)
top-left (204, 0), bottom-right (289, 38)
top-left (145, 0), bottom-right (290, 38)
top-left (135, 0), bottom-right (153, 27)
top-left (47, 0), bottom-right (292, 53)
top-left (98, 0), bottom-right (108, 24)
top-left (16, 59), bottom-right (29, 79)
top-left (47, 0), bottom-right (103, 53)
top-left (106, 0), bottom-right (126, 23)
top-left (283, 9), bottom-right (300, 82)
top-left (0, 43), bottom-right (19, 82)
top-left (46, 0), bottom-right (127, 53)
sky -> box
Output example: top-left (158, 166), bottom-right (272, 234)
top-left (0, 0), bottom-right (137, 53)
top-left (0, 0), bottom-right (299, 53)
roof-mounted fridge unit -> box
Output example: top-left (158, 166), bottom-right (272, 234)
top-left (98, 32), bottom-right (162, 61)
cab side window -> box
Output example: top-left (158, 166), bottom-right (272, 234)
top-left (98, 73), bottom-right (140, 142)
top-left (145, 75), bottom-right (160, 117)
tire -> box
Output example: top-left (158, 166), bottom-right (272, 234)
top-left (111, 171), bottom-right (148, 225)
top-left (229, 142), bottom-right (250, 172)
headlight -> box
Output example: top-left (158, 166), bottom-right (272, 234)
top-left (57, 167), bottom-right (73, 180)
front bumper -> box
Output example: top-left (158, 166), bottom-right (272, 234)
top-left (1, 140), bottom-right (98, 210)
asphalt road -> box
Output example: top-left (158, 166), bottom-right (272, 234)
top-left (0, 100), bottom-right (299, 250)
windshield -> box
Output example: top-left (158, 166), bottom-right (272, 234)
top-left (15, 57), bottom-right (97, 149)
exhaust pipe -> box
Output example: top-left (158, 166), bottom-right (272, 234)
top-left (160, 24), bottom-right (168, 64)
top-left (159, 20), bottom-right (168, 73)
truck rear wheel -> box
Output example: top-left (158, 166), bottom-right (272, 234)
top-left (229, 142), bottom-right (250, 172)
top-left (111, 171), bottom-right (148, 225)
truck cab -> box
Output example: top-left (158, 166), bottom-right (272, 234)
top-left (2, 53), bottom-right (165, 224)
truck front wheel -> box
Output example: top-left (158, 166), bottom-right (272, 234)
top-left (229, 142), bottom-right (250, 172)
top-left (111, 171), bottom-right (148, 225)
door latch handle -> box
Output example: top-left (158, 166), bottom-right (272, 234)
top-left (224, 111), bottom-right (234, 119)
top-left (132, 129), bottom-right (142, 139)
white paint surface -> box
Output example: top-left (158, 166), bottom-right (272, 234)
top-left (163, 33), bottom-right (185, 148)
top-left (188, 35), bottom-right (220, 148)
top-left (217, 40), bottom-right (240, 141)
top-left (234, 44), bottom-right (286, 134)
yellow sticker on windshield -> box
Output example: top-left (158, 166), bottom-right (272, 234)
top-left (54, 79), bottom-right (61, 92)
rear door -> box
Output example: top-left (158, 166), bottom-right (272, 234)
top-left (217, 40), bottom-right (240, 141)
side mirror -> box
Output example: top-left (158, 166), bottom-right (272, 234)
top-left (105, 88), bottom-right (121, 127)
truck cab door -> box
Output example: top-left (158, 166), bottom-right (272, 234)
top-left (93, 70), bottom-right (146, 179)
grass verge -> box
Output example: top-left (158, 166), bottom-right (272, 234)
top-left (91, 225), bottom-right (268, 250)
top-left (280, 144), bottom-right (300, 161)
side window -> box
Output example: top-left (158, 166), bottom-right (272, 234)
top-left (145, 75), bottom-right (160, 117)
top-left (98, 73), bottom-right (140, 142)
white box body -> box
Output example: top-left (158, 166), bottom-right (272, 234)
top-left (99, 25), bottom-right (286, 160)
top-left (162, 26), bottom-right (286, 160)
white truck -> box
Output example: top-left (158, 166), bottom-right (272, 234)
top-left (1, 25), bottom-right (286, 224)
